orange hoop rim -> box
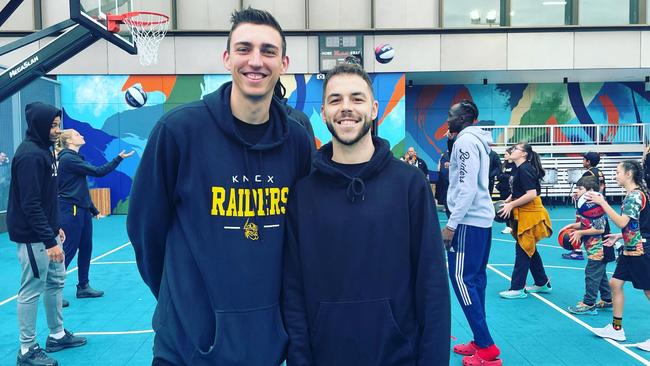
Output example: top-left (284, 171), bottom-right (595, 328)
top-left (106, 11), bottom-right (170, 28)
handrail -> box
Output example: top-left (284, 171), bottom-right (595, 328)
top-left (480, 123), bottom-right (648, 147)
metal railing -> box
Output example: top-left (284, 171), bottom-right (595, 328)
top-left (481, 123), bottom-right (649, 147)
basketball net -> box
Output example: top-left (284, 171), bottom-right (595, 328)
top-left (119, 12), bottom-right (169, 66)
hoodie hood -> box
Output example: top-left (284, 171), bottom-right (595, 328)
top-left (203, 82), bottom-right (290, 151)
top-left (313, 136), bottom-right (392, 202)
top-left (57, 148), bottom-right (78, 160)
top-left (25, 102), bottom-right (61, 148)
top-left (458, 126), bottom-right (492, 155)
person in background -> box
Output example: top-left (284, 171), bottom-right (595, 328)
top-left (402, 146), bottom-right (429, 181)
top-left (8, 102), bottom-right (87, 366)
top-left (442, 100), bottom-right (502, 366)
top-left (488, 147), bottom-right (502, 199)
top-left (56, 128), bottom-right (134, 304)
top-left (564, 151), bottom-right (608, 261)
top-left (274, 80), bottom-right (317, 152)
top-left (435, 150), bottom-right (451, 218)
top-left (562, 176), bottom-right (612, 315)
top-left (589, 161), bottom-right (650, 352)
top-left (497, 147), bottom-right (516, 234)
top-left (497, 142), bottom-right (553, 300)
top-left (0, 151), bottom-right (10, 210)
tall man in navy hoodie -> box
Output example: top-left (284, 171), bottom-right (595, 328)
top-left (8, 102), bottom-right (87, 366)
top-left (282, 63), bottom-right (451, 366)
top-left (127, 8), bottom-right (312, 366)
top-left (441, 100), bottom-right (501, 366)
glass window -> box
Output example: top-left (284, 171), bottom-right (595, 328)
top-left (580, 0), bottom-right (630, 25)
top-left (510, 0), bottom-right (566, 26)
top-left (443, 0), bottom-right (501, 27)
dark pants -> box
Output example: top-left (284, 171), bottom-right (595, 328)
top-left (447, 225), bottom-right (495, 348)
top-left (60, 202), bottom-right (93, 287)
top-left (584, 259), bottom-right (612, 305)
top-left (510, 222), bottom-right (549, 290)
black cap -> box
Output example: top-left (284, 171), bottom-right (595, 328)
top-left (583, 151), bottom-right (600, 167)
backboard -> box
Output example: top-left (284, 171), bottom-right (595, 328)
top-left (70, 0), bottom-right (137, 54)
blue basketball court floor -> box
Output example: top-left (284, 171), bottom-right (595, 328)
top-left (1, 206), bottom-right (649, 365)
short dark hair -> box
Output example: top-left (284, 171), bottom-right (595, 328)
top-left (583, 151), bottom-right (600, 167)
top-left (227, 7), bottom-right (286, 56)
top-left (457, 100), bottom-right (479, 121)
top-left (577, 176), bottom-right (600, 192)
top-left (322, 63), bottom-right (374, 101)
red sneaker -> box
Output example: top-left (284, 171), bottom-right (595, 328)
top-left (454, 341), bottom-right (479, 356)
top-left (462, 353), bottom-right (503, 366)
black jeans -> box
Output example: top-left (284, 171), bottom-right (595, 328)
top-left (584, 259), bottom-right (612, 305)
top-left (510, 221), bottom-right (549, 290)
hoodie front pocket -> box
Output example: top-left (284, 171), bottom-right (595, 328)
top-left (311, 299), bottom-right (415, 366)
top-left (191, 303), bottom-right (288, 366)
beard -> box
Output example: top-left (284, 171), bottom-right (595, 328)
top-left (326, 117), bottom-right (372, 146)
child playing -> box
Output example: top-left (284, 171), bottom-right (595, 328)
top-left (587, 161), bottom-right (650, 352)
top-left (562, 176), bottom-right (614, 315)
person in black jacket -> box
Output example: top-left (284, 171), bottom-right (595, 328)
top-left (274, 80), bottom-right (317, 152)
top-left (488, 148), bottom-right (502, 198)
top-left (435, 151), bottom-right (451, 217)
top-left (282, 63), bottom-right (450, 366)
top-left (402, 146), bottom-right (429, 181)
top-left (8, 102), bottom-right (87, 366)
top-left (56, 129), bottom-right (134, 300)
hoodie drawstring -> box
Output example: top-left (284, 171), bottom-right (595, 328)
top-left (346, 177), bottom-right (366, 203)
top-left (242, 146), bottom-right (263, 242)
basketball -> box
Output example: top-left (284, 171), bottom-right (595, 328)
top-left (558, 227), bottom-right (579, 250)
top-left (374, 44), bottom-right (395, 64)
top-left (125, 84), bottom-right (148, 108)
top-left (576, 192), bottom-right (605, 219)
top-left (494, 200), bottom-right (506, 223)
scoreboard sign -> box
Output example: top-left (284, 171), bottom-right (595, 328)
top-left (319, 35), bottom-right (364, 73)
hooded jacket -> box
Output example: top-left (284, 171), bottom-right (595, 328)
top-left (283, 137), bottom-right (451, 366)
top-left (127, 82), bottom-right (312, 365)
top-left (57, 148), bottom-right (123, 216)
top-left (446, 126), bottom-right (495, 230)
top-left (7, 102), bottom-right (61, 248)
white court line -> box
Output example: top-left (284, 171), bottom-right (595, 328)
top-left (0, 241), bottom-right (131, 307)
top-left (91, 261), bottom-right (136, 265)
top-left (489, 263), bottom-right (614, 275)
top-left (487, 264), bottom-right (650, 365)
top-left (493, 237), bottom-right (560, 250)
top-left (75, 330), bottom-right (153, 336)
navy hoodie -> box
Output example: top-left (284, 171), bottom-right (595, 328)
top-left (283, 137), bottom-right (451, 366)
top-left (7, 102), bottom-right (61, 248)
top-left (127, 82), bottom-right (312, 365)
top-left (57, 148), bottom-right (123, 216)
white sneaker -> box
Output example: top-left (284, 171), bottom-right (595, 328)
top-left (499, 289), bottom-right (527, 299)
top-left (593, 324), bottom-right (626, 342)
top-left (501, 227), bottom-right (512, 234)
top-left (637, 339), bottom-right (650, 352)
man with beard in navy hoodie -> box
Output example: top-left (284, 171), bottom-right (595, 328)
top-left (8, 102), bottom-right (87, 366)
top-left (282, 63), bottom-right (451, 366)
top-left (127, 8), bottom-right (312, 366)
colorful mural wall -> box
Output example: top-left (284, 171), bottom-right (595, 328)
top-left (406, 82), bottom-right (650, 177)
top-left (58, 73), bottom-right (406, 213)
top-left (59, 75), bottom-right (650, 213)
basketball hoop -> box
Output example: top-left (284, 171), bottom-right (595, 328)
top-left (107, 11), bottom-right (169, 66)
